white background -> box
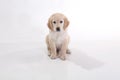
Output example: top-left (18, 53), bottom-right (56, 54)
top-left (0, 0), bottom-right (120, 80)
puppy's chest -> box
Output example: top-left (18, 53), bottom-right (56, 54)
top-left (50, 32), bottom-right (66, 45)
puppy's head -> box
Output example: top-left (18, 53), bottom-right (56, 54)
top-left (47, 13), bottom-right (69, 32)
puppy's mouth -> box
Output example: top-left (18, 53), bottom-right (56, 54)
top-left (56, 27), bottom-right (60, 32)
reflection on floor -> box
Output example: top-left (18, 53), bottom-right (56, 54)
top-left (0, 40), bottom-right (120, 80)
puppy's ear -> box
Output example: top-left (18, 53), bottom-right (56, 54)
top-left (47, 18), bottom-right (53, 31)
top-left (64, 17), bottom-right (69, 30)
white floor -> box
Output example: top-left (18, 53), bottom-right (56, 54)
top-left (0, 40), bottom-right (120, 80)
top-left (0, 0), bottom-right (120, 80)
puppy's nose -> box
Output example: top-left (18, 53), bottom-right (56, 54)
top-left (56, 27), bottom-right (60, 31)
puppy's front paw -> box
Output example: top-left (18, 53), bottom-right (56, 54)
top-left (50, 54), bottom-right (57, 59)
top-left (60, 55), bottom-right (66, 60)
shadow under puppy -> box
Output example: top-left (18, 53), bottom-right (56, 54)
top-left (46, 13), bottom-right (71, 60)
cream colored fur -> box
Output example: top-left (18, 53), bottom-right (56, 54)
top-left (46, 13), bottom-right (70, 60)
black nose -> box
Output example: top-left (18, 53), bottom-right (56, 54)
top-left (56, 27), bottom-right (60, 31)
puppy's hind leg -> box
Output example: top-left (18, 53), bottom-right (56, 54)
top-left (47, 46), bottom-right (51, 56)
top-left (66, 49), bottom-right (71, 54)
top-left (46, 35), bottom-right (51, 56)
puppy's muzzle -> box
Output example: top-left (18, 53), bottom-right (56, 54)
top-left (56, 27), bottom-right (60, 32)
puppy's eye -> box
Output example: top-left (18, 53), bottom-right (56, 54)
top-left (60, 21), bottom-right (63, 23)
top-left (53, 21), bottom-right (56, 24)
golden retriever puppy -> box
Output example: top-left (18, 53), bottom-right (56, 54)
top-left (46, 13), bottom-right (70, 60)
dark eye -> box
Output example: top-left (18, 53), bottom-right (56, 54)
top-left (60, 21), bottom-right (63, 23)
top-left (53, 21), bottom-right (56, 24)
